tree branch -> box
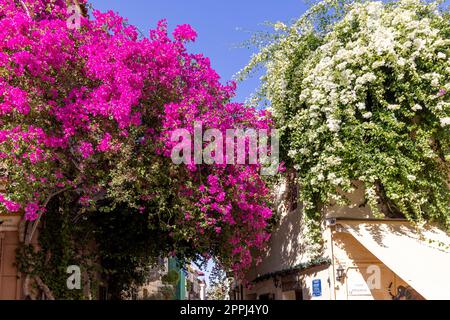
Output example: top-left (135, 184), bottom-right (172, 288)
top-left (34, 276), bottom-right (55, 300)
top-left (25, 187), bottom-right (72, 245)
top-left (18, 0), bottom-right (31, 17)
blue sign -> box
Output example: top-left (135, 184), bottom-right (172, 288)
top-left (312, 279), bottom-right (322, 297)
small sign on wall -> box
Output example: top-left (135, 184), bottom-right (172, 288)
top-left (348, 278), bottom-right (372, 296)
top-left (0, 215), bottom-right (21, 232)
top-left (312, 279), bottom-right (322, 297)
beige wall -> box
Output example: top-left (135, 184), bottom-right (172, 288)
top-left (245, 179), bottom-right (321, 283)
top-left (330, 229), bottom-right (423, 300)
top-left (242, 179), bottom-right (424, 300)
top-left (300, 266), bottom-right (333, 300)
top-left (243, 264), bottom-right (333, 301)
top-left (325, 181), bottom-right (375, 220)
top-left (0, 231), bottom-right (22, 300)
top-left (245, 278), bottom-right (281, 300)
top-left (245, 179), bottom-right (373, 284)
top-left (243, 227), bottom-right (423, 300)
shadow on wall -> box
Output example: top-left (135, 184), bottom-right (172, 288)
top-left (250, 172), bottom-right (309, 278)
top-left (333, 232), bottom-right (425, 300)
top-left (263, 180), bottom-right (376, 276)
top-left (299, 265), bottom-right (330, 300)
top-left (344, 221), bottom-right (450, 252)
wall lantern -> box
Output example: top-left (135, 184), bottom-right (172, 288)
top-left (336, 266), bottom-right (346, 282)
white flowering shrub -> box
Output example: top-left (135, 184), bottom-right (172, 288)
top-left (241, 0), bottom-right (450, 241)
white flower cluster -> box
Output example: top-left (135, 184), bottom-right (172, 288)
top-left (247, 0), bottom-right (450, 230)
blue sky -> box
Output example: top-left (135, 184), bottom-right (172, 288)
top-left (90, 0), bottom-right (310, 103)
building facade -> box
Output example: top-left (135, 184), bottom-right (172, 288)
top-left (237, 178), bottom-right (450, 300)
top-left (134, 258), bottom-right (206, 301)
top-left (0, 215), bottom-right (23, 300)
top-left (0, 176), bottom-right (24, 300)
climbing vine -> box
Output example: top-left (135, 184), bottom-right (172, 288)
top-left (240, 0), bottom-right (450, 242)
top-left (15, 194), bottom-right (98, 300)
top-left (15, 196), bottom-right (192, 300)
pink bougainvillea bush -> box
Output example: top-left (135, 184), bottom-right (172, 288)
top-left (0, 0), bottom-right (275, 276)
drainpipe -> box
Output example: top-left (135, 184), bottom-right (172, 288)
top-left (326, 219), bottom-right (337, 300)
top-left (168, 257), bottom-right (186, 300)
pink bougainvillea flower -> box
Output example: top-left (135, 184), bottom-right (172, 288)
top-left (0, 0), bottom-right (276, 278)
top-left (25, 202), bottom-right (43, 221)
top-left (78, 141), bottom-right (94, 159)
top-left (173, 24), bottom-right (197, 42)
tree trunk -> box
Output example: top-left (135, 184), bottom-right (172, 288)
top-left (34, 276), bottom-right (55, 300)
top-left (19, 219), bottom-right (56, 300)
